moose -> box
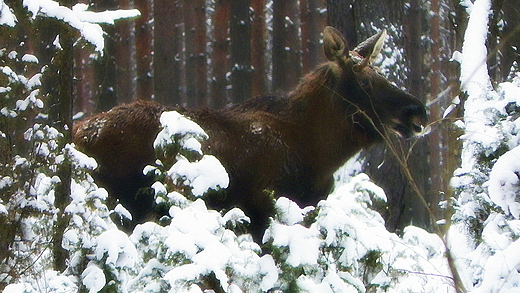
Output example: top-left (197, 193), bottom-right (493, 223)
top-left (73, 26), bottom-right (428, 242)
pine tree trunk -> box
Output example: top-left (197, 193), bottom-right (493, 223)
top-left (211, 0), bottom-right (230, 109)
top-left (500, 1), bottom-right (520, 80)
top-left (135, 0), bottom-right (153, 101)
top-left (428, 0), bottom-right (444, 222)
top-left (195, 0), bottom-right (208, 107)
top-left (251, 0), bottom-right (268, 97)
top-left (230, 0), bottom-right (252, 103)
top-left (325, 0), bottom-right (356, 48)
top-left (45, 19), bottom-right (74, 274)
top-left (114, 0), bottom-right (135, 104)
top-left (154, 0), bottom-right (183, 106)
top-left (184, 0), bottom-right (208, 108)
top-left (74, 49), bottom-right (95, 114)
top-left (301, 0), bottom-right (326, 73)
top-left (93, 0), bottom-right (118, 111)
top-left (272, 0), bottom-right (302, 93)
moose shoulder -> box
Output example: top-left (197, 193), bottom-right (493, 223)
top-left (73, 26), bottom-right (427, 242)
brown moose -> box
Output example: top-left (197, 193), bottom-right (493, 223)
top-left (73, 27), bottom-right (428, 242)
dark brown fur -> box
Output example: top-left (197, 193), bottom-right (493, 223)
top-left (73, 27), bottom-right (427, 241)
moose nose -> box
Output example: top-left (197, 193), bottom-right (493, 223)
top-left (409, 113), bottom-right (424, 132)
top-left (404, 105), bottom-right (428, 135)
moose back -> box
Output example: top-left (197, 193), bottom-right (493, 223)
top-left (73, 26), bottom-right (427, 241)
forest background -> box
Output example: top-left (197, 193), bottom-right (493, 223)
top-left (1, 0), bottom-right (520, 292)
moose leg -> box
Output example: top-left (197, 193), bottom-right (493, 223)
top-left (237, 190), bottom-right (276, 244)
top-left (94, 171), bottom-right (157, 230)
top-left (207, 182), bottom-right (276, 244)
top-left (244, 204), bottom-right (274, 243)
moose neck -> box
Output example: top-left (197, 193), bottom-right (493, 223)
top-left (285, 62), bottom-right (373, 178)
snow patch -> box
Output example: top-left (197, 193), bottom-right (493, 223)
top-left (82, 264), bottom-right (106, 293)
top-left (460, 0), bottom-right (492, 95)
top-left (94, 230), bottom-right (137, 268)
top-left (168, 155), bottom-right (229, 197)
top-left (488, 145), bottom-right (520, 218)
top-left (154, 110), bottom-right (208, 154)
top-left (0, 0), bottom-right (16, 26)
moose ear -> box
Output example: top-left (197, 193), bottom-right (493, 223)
top-left (323, 26), bottom-right (349, 62)
top-left (353, 29), bottom-right (387, 65)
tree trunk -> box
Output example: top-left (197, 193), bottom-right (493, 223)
top-left (45, 19), bottom-right (74, 273)
top-left (114, 0), bottom-right (135, 104)
top-left (135, 0), bottom-right (153, 101)
top-left (301, 0), bottom-right (326, 73)
top-left (195, 0), bottom-right (208, 107)
top-left (184, 0), bottom-right (208, 108)
top-left (74, 48), bottom-right (95, 114)
top-left (500, 1), bottom-right (520, 81)
top-left (154, 0), bottom-right (183, 106)
top-left (251, 0), bottom-right (268, 97)
top-left (272, 0), bottom-right (302, 93)
top-left (230, 0), bottom-right (252, 103)
top-left (93, 0), bottom-right (118, 111)
top-left (486, 0), bottom-right (504, 83)
top-left (211, 0), bottom-right (231, 109)
top-left (428, 0), bottom-right (444, 223)
top-left (326, 0), bottom-right (356, 48)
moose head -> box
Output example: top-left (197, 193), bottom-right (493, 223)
top-left (321, 26), bottom-right (427, 141)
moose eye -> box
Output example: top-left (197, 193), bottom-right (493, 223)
top-left (359, 78), bottom-right (372, 91)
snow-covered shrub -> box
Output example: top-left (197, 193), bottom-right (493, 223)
top-left (0, 1), bottom-right (144, 291)
top-left (127, 200), bottom-right (276, 293)
top-left (449, 0), bottom-right (520, 291)
top-left (262, 174), bottom-right (453, 293)
top-left (151, 110), bottom-right (229, 201)
top-left (0, 39), bottom-right (55, 286)
top-left (450, 75), bottom-right (520, 292)
top-left (67, 110), bottom-right (450, 293)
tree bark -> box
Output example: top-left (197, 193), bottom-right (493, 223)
top-left (500, 1), bottom-right (520, 81)
top-left (93, 0), bottom-right (118, 111)
top-left (195, 0), bottom-right (208, 107)
top-left (74, 48), bottom-right (95, 114)
top-left (154, 0), bottom-right (183, 106)
top-left (114, 0), bottom-right (135, 104)
top-left (301, 0), bottom-right (326, 73)
top-left (230, 0), bottom-right (253, 103)
top-left (326, 0), bottom-right (356, 48)
top-left (135, 0), bottom-right (153, 101)
top-left (251, 0), bottom-right (268, 97)
top-left (211, 0), bottom-right (231, 109)
top-left (184, 0), bottom-right (208, 108)
top-left (272, 0), bottom-right (302, 93)
top-left (45, 19), bottom-right (74, 274)
top-left (428, 0), bottom-right (443, 223)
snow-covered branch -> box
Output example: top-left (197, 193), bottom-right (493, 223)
top-left (22, 0), bottom-right (140, 52)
